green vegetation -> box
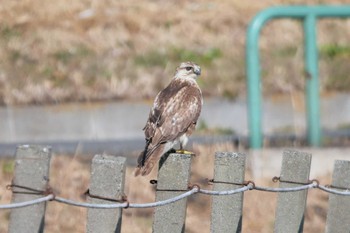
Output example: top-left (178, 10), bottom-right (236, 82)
top-left (197, 120), bottom-right (209, 132)
top-left (196, 120), bottom-right (235, 135)
top-left (170, 47), bottom-right (222, 66)
top-left (319, 44), bottom-right (350, 59)
top-left (53, 45), bottom-right (94, 64)
top-left (0, 24), bottom-right (21, 41)
top-left (134, 50), bottom-right (168, 67)
top-left (273, 46), bottom-right (298, 58)
top-left (337, 123), bottom-right (350, 130)
top-left (2, 160), bottom-right (14, 174)
top-left (53, 50), bottom-right (73, 64)
top-left (320, 44), bottom-right (350, 91)
top-left (134, 47), bottom-right (222, 67)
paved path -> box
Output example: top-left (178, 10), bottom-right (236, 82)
top-left (0, 94), bottom-right (350, 157)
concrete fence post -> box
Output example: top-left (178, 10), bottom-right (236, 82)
top-left (274, 149), bottom-right (312, 233)
top-left (8, 145), bottom-right (52, 233)
top-left (86, 154), bottom-right (126, 233)
top-left (152, 153), bottom-right (192, 233)
top-left (210, 152), bottom-right (246, 233)
top-left (325, 160), bottom-right (350, 233)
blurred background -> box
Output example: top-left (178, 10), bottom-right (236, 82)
top-left (0, 0), bottom-right (350, 232)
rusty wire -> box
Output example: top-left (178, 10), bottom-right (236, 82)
top-left (1, 178), bottom-right (350, 210)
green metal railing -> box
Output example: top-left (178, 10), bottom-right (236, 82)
top-left (246, 5), bottom-right (350, 149)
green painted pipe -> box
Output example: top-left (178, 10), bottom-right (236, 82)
top-left (246, 5), bottom-right (350, 149)
top-left (304, 14), bottom-right (320, 147)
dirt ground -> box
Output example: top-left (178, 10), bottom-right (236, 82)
top-left (0, 143), bottom-right (334, 233)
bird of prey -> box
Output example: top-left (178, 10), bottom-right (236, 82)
top-left (134, 61), bottom-right (203, 176)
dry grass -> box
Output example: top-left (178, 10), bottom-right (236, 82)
top-left (0, 0), bottom-right (350, 105)
top-left (0, 143), bottom-right (332, 233)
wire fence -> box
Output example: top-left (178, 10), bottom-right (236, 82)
top-left (4, 146), bottom-right (350, 233)
top-left (1, 177), bottom-right (350, 210)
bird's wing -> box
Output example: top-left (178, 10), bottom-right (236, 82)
top-left (144, 80), bottom-right (202, 147)
top-left (158, 85), bottom-right (202, 142)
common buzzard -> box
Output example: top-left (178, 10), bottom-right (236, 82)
top-left (135, 61), bottom-right (203, 176)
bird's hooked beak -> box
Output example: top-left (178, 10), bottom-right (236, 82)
top-left (194, 66), bottom-right (201, 76)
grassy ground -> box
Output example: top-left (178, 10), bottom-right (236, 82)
top-left (0, 0), bottom-right (350, 105)
top-left (0, 143), bottom-right (331, 233)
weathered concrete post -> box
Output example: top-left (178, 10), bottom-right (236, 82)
top-left (274, 149), bottom-right (312, 233)
top-left (211, 152), bottom-right (246, 233)
top-left (325, 160), bottom-right (350, 233)
top-left (86, 154), bottom-right (126, 233)
top-left (8, 145), bottom-right (52, 233)
top-left (152, 153), bottom-right (192, 233)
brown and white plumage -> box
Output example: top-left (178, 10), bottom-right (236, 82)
top-left (134, 61), bottom-right (203, 176)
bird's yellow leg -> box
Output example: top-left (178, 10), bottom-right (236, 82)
top-left (176, 141), bottom-right (195, 155)
top-left (176, 149), bottom-right (194, 155)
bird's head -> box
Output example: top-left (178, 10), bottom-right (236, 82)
top-left (174, 61), bottom-right (201, 81)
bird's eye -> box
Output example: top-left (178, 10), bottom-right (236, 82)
top-left (185, 67), bottom-right (192, 71)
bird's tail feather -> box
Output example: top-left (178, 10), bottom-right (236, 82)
top-left (134, 144), bottom-right (165, 176)
top-left (138, 139), bottom-right (151, 167)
